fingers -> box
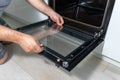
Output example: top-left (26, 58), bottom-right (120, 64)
top-left (59, 17), bottom-right (64, 26)
top-left (33, 41), bottom-right (43, 53)
top-left (25, 44), bottom-right (43, 53)
top-left (37, 44), bottom-right (44, 53)
top-left (40, 44), bottom-right (43, 47)
top-left (18, 34), bottom-right (44, 54)
top-left (60, 17), bottom-right (64, 30)
top-left (52, 24), bottom-right (61, 30)
top-left (34, 46), bottom-right (43, 53)
top-left (50, 12), bottom-right (64, 27)
top-left (56, 17), bottom-right (64, 27)
top-left (33, 38), bottom-right (44, 53)
top-left (52, 22), bottom-right (63, 31)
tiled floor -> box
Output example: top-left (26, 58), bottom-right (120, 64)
top-left (0, 14), bottom-right (120, 80)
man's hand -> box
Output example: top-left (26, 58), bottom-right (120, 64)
top-left (0, 25), bottom-right (43, 53)
top-left (17, 34), bottom-right (43, 53)
top-left (49, 12), bottom-right (64, 26)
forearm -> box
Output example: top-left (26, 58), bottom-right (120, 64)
top-left (27, 0), bottom-right (55, 17)
top-left (0, 25), bottom-right (23, 43)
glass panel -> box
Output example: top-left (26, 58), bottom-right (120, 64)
top-left (44, 30), bottom-right (85, 57)
top-left (26, 23), bottom-right (91, 57)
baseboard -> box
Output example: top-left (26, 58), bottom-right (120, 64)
top-left (92, 52), bottom-right (120, 68)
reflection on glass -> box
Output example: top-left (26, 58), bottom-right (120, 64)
top-left (33, 24), bottom-right (62, 40)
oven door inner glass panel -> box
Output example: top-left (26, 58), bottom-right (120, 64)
top-left (25, 22), bottom-right (93, 57)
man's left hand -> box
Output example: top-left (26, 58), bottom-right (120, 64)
top-left (49, 12), bottom-right (64, 26)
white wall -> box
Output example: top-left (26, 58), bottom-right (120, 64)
top-left (102, 0), bottom-right (120, 63)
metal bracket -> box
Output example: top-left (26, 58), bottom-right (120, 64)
top-left (94, 29), bottom-right (103, 38)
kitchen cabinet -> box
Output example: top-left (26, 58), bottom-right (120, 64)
top-left (5, 0), bottom-right (48, 24)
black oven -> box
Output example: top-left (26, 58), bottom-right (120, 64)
top-left (17, 0), bottom-right (115, 71)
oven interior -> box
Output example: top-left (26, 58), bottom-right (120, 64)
top-left (50, 0), bottom-right (114, 33)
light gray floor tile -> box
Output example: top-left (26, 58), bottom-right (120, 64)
top-left (104, 64), bottom-right (120, 80)
top-left (0, 60), bottom-right (34, 80)
top-left (61, 54), bottom-right (109, 80)
top-left (88, 71), bottom-right (116, 80)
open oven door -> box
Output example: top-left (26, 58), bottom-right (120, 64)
top-left (16, 0), bottom-right (115, 71)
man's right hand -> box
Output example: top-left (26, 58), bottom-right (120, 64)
top-left (17, 34), bottom-right (43, 53)
top-left (0, 25), bottom-right (43, 53)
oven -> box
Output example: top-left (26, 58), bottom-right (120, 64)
top-left (16, 0), bottom-right (115, 71)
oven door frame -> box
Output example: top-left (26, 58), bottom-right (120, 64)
top-left (42, 32), bottom-right (104, 71)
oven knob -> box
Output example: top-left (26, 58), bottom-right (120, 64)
top-left (62, 61), bottom-right (69, 68)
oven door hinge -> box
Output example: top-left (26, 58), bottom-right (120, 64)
top-left (94, 29), bottom-right (103, 38)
